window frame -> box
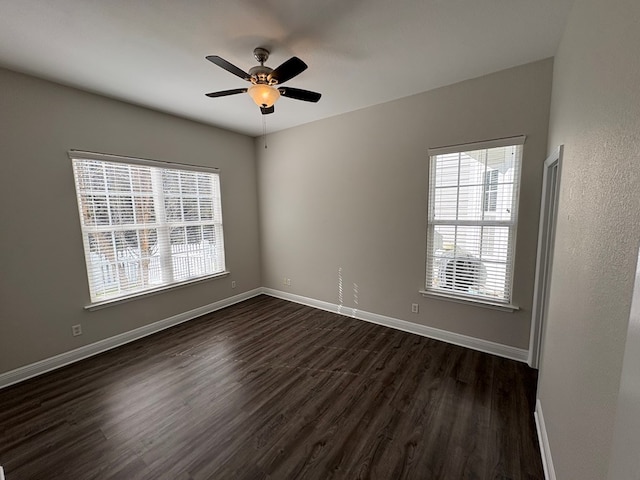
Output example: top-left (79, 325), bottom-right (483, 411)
top-left (69, 150), bottom-right (228, 309)
top-left (420, 136), bottom-right (526, 311)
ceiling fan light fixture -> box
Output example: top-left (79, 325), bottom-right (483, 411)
top-left (247, 84), bottom-right (280, 108)
top-left (205, 50), bottom-right (321, 115)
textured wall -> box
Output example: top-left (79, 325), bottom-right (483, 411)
top-left (607, 251), bottom-right (640, 479)
top-left (538, 0), bottom-right (640, 478)
top-left (0, 68), bottom-right (261, 374)
top-left (257, 59), bottom-right (553, 349)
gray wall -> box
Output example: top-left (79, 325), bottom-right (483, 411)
top-left (0, 68), bottom-right (261, 374)
top-left (538, 0), bottom-right (640, 478)
top-left (608, 251), bottom-right (640, 480)
top-left (257, 59), bottom-right (553, 349)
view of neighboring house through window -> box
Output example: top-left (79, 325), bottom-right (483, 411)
top-left (70, 151), bottom-right (226, 304)
top-left (424, 136), bottom-right (525, 305)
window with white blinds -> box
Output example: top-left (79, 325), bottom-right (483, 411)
top-left (70, 151), bottom-right (226, 304)
top-left (425, 137), bottom-right (524, 305)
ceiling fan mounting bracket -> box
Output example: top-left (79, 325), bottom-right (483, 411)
top-left (253, 47), bottom-right (270, 65)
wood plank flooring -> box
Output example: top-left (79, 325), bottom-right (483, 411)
top-left (0, 295), bottom-right (543, 479)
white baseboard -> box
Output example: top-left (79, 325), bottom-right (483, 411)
top-left (535, 398), bottom-right (556, 480)
top-left (262, 288), bottom-right (529, 363)
top-left (0, 288), bottom-right (262, 390)
top-left (1, 287), bottom-right (529, 390)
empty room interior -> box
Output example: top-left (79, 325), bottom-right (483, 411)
top-left (1, 0), bottom-right (639, 479)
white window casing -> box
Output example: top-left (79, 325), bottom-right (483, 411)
top-left (69, 150), bottom-right (227, 307)
top-left (422, 136), bottom-right (525, 308)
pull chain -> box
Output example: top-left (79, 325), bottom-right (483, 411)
top-left (262, 115), bottom-right (268, 149)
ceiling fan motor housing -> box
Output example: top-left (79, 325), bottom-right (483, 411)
top-left (249, 65), bottom-right (276, 85)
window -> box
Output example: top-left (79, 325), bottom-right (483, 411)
top-left (483, 169), bottom-right (498, 212)
top-left (70, 151), bottom-right (226, 304)
top-left (424, 136), bottom-right (525, 305)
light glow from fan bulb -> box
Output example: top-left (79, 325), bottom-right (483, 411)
top-left (248, 84), bottom-right (280, 108)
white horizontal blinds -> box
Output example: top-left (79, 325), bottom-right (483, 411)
top-left (161, 169), bottom-right (225, 282)
top-left (426, 139), bottom-right (523, 303)
top-left (72, 155), bottom-right (225, 303)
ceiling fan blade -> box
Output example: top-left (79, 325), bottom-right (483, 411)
top-left (206, 55), bottom-right (251, 81)
top-left (268, 57), bottom-right (308, 84)
top-left (279, 87), bottom-right (321, 103)
top-left (205, 88), bottom-right (248, 98)
top-left (260, 105), bottom-right (275, 115)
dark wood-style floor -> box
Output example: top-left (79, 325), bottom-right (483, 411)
top-left (0, 295), bottom-right (543, 479)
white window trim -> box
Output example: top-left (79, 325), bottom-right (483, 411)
top-left (85, 271), bottom-right (230, 311)
top-left (69, 150), bottom-right (220, 174)
top-left (424, 135), bottom-right (526, 309)
top-left (419, 289), bottom-right (520, 312)
top-left (69, 150), bottom-right (226, 308)
top-left (427, 135), bottom-right (526, 156)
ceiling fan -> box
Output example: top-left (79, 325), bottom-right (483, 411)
top-left (205, 47), bottom-right (321, 115)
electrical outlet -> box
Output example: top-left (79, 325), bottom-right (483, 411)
top-left (286, 278), bottom-right (291, 286)
top-left (72, 324), bottom-right (82, 336)
top-left (411, 304), bottom-right (419, 314)
top-left (283, 277), bottom-right (288, 286)
top-left (231, 280), bottom-right (236, 288)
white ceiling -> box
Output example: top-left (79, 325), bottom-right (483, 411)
top-left (0, 0), bottom-right (574, 137)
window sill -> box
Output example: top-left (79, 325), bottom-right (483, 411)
top-left (419, 290), bottom-right (519, 312)
top-left (85, 271), bottom-right (231, 311)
